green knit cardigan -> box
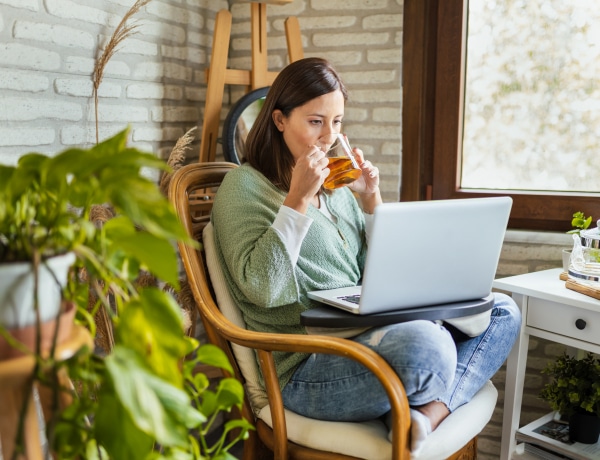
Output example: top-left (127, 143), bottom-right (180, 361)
top-left (211, 164), bottom-right (367, 389)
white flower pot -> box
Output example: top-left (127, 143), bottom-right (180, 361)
top-left (0, 252), bottom-right (76, 328)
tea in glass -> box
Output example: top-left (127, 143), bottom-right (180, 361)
top-left (320, 133), bottom-right (362, 190)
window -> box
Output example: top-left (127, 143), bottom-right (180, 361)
top-left (401, 0), bottom-right (600, 231)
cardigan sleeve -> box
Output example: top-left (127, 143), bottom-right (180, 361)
top-left (272, 205), bottom-right (313, 266)
top-left (212, 167), bottom-right (304, 308)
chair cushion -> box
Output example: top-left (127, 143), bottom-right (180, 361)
top-left (259, 380), bottom-right (497, 460)
top-left (203, 223), bottom-right (498, 459)
top-left (258, 406), bottom-right (392, 460)
top-left (414, 380), bottom-right (498, 460)
top-left (203, 223), bottom-right (269, 412)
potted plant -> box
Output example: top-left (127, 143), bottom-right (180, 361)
top-left (564, 212), bottom-right (600, 273)
top-left (0, 128), bottom-right (252, 459)
top-left (540, 352), bottom-right (600, 444)
top-left (562, 212), bottom-right (594, 272)
top-left (567, 212), bottom-right (593, 236)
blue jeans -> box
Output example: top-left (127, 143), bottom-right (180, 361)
top-left (281, 293), bottom-right (521, 422)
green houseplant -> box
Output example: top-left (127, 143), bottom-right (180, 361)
top-left (567, 212), bottom-right (593, 235)
top-left (563, 212), bottom-right (595, 272)
top-left (564, 212), bottom-right (600, 271)
top-left (0, 128), bottom-right (252, 459)
top-left (540, 352), bottom-right (600, 443)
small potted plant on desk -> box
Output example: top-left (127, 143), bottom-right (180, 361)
top-left (0, 128), bottom-right (252, 459)
top-left (562, 212), bottom-right (593, 272)
top-left (568, 212), bottom-right (594, 236)
top-left (540, 352), bottom-right (600, 444)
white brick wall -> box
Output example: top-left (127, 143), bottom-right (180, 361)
top-left (0, 1), bottom-right (402, 200)
top-left (0, 0), bottom-right (227, 160)
top-left (0, 1), bottom-right (571, 457)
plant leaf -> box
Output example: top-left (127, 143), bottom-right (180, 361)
top-left (215, 378), bottom-right (245, 411)
top-left (116, 288), bottom-right (190, 384)
top-left (102, 346), bottom-right (205, 449)
top-left (95, 378), bottom-right (156, 460)
top-left (195, 344), bottom-right (234, 374)
top-left (112, 231), bottom-right (180, 287)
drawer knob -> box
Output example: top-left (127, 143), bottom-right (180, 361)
top-left (575, 319), bottom-right (587, 330)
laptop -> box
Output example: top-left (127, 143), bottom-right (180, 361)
top-left (307, 196), bottom-right (512, 315)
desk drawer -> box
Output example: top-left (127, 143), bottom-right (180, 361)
top-left (528, 297), bottom-right (599, 344)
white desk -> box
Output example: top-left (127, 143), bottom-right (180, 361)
top-left (493, 268), bottom-right (600, 459)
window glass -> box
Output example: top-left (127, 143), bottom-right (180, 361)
top-left (462, 1), bottom-right (600, 193)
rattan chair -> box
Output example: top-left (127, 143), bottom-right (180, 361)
top-left (168, 162), bottom-right (498, 460)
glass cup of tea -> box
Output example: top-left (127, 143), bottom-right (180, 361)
top-left (317, 133), bottom-right (362, 190)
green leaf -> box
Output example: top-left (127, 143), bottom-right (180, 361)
top-left (95, 380), bottom-right (155, 460)
top-left (195, 344), bottom-right (234, 374)
top-left (0, 165), bottom-right (15, 192)
top-left (193, 372), bottom-right (210, 393)
top-left (6, 154), bottom-right (48, 199)
top-left (212, 453), bottom-right (239, 460)
top-left (102, 346), bottom-right (205, 449)
top-left (224, 418), bottom-right (254, 433)
top-left (116, 288), bottom-right (190, 384)
top-left (215, 378), bottom-right (245, 411)
top-left (200, 390), bottom-right (218, 417)
top-left (84, 440), bottom-right (108, 460)
top-left (570, 211), bottom-right (593, 231)
top-left (112, 231), bottom-right (180, 287)
top-left (198, 378), bottom-right (245, 420)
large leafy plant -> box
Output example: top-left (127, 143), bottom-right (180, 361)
top-left (540, 352), bottom-right (600, 418)
top-left (0, 127), bottom-right (183, 265)
top-left (0, 128), bottom-right (252, 459)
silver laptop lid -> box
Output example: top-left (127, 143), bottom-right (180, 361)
top-left (357, 196), bottom-right (512, 314)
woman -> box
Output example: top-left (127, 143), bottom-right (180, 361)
top-left (211, 57), bottom-right (521, 453)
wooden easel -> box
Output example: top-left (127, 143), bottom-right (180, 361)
top-left (198, 1), bottom-right (304, 163)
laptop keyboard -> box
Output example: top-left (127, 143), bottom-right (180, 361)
top-left (338, 294), bottom-right (361, 304)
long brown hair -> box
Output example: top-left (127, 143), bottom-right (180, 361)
top-left (244, 57), bottom-right (348, 192)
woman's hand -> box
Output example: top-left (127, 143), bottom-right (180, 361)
top-left (284, 145), bottom-right (329, 213)
top-left (348, 148), bottom-right (379, 195)
top-left (348, 148), bottom-right (382, 213)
